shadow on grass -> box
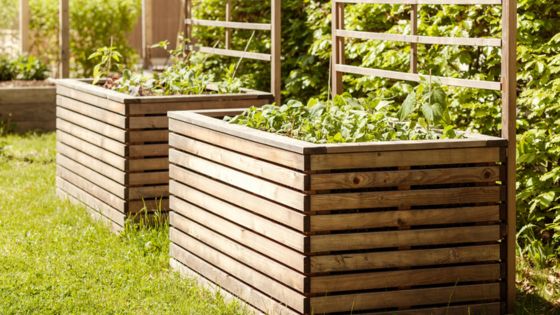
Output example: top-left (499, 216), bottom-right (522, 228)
top-left (516, 289), bottom-right (560, 315)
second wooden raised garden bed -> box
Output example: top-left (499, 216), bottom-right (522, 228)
top-left (168, 109), bottom-right (508, 314)
top-left (0, 83), bottom-right (56, 132)
top-left (55, 80), bottom-right (272, 231)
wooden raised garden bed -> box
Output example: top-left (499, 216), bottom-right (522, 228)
top-left (168, 109), bottom-right (508, 314)
top-left (0, 82), bottom-right (56, 132)
top-left (55, 79), bottom-right (272, 232)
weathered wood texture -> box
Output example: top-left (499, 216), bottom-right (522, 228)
top-left (168, 110), bottom-right (509, 315)
top-left (0, 86), bottom-right (56, 132)
top-left (55, 80), bottom-right (272, 232)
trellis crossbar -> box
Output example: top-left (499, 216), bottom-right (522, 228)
top-left (332, 0), bottom-right (517, 313)
top-left (184, 0), bottom-right (281, 102)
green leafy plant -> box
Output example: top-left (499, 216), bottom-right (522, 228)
top-left (88, 43), bottom-right (123, 85)
top-left (0, 54), bottom-right (49, 81)
top-left (0, 55), bottom-right (14, 81)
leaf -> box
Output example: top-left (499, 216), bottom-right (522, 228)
top-left (399, 92), bottom-right (416, 121)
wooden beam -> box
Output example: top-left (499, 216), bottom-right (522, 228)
top-left (502, 0), bottom-right (517, 313)
top-left (410, 4), bottom-right (418, 73)
top-left (271, 0), bottom-right (281, 103)
top-left (141, 0), bottom-right (153, 69)
top-left (19, 0), bottom-right (30, 54)
top-left (59, 0), bottom-right (70, 78)
top-left (188, 45), bottom-right (271, 61)
top-left (336, 30), bottom-right (502, 47)
top-left (185, 18), bottom-right (272, 31)
top-left (225, 0), bottom-right (232, 49)
top-left (335, 0), bottom-right (501, 4)
top-left (332, 1), bottom-right (345, 95)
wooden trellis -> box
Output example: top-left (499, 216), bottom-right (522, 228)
top-left (332, 0), bottom-right (517, 312)
top-left (184, 0), bottom-right (282, 102)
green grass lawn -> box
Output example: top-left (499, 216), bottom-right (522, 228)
top-left (0, 132), bottom-right (558, 314)
top-left (0, 133), bottom-right (247, 314)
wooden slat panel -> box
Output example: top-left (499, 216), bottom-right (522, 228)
top-left (335, 0), bottom-right (502, 5)
top-left (56, 130), bottom-right (127, 171)
top-left (129, 130), bottom-right (168, 143)
top-left (310, 244), bottom-right (500, 273)
top-left (362, 302), bottom-right (502, 315)
top-left (170, 149), bottom-right (306, 211)
top-left (170, 180), bottom-right (306, 252)
top-left (57, 154), bottom-right (126, 199)
top-left (309, 205), bottom-right (500, 232)
top-left (170, 196), bottom-right (306, 272)
top-left (170, 165), bottom-right (306, 231)
top-left (128, 171), bottom-right (168, 186)
top-left (310, 166), bottom-right (500, 190)
top-left (190, 45), bottom-right (271, 62)
top-left (336, 29), bottom-right (501, 47)
top-left (57, 85), bottom-right (126, 114)
top-left (310, 147), bottom-right (500, 170)
top-left (311, 264), bottom-right (501, 293)
top-left (310, 225), bottom-right (500, 253)
top-left (56, 177), bottom-right (125, 227)
top-left (127, 97), bottom-right (271, 115)
top-left (129, 116), bottom-right (167, 129)
top-left (185, 18), bottom-right (271, 31)
top-left (56, 142), bottom-right (126, 184)
top-left (169, 118), bottom-right (307, 170)
top-left (128, 185), bottom-right (168, 200)
top-left (128, 158), bottom-right (168, 172)
top-left (57, 118), bottom-right (126, 156)
top-left (171, 229), bottom-right (306, 314)
top-left (57, 95), bottom-right (126, 128)
top-left (57, 166), bottom-right (126, 212)
top-left (310, 283), bottom-right (500, 314)
top-left (57, 107), bottom-right (127, 143)
top-left (170, 249), bottom-right (300, 315)
top-left (129, 144), bottom-right (169, 158)
top-left (170, 215), bottom-right (306, 292)
top-left (310, 186), bottom-right (502, 211)
top-left (170, 133), bottom-right (307, 190)
top-left (336, 64), bottom-right (502, 91)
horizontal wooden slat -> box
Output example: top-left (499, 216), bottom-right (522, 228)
top-left (128, 185), bottom-right (168, 200)
top-left (169, 118), bottom-right (306, 170)
top-left (310, 147), bottom-right (500, 170)
top-left (170, 180), bottom-right (306, 252)
top-left (128, 130), bottom-right (168, 144)
top-left (128, 158), bottom-right (168, 172)
top-left (335, 0), bottom-right (501, 4)
top-left (56, 130), bottom-right (127, 171)
top-left (336, 64), bottom-right (502, 91)
top-left (56, 177), bottom-right (125, 227)
top-left (310, 244), bottom-right (500, 273)
top-left (127, 97), bottom-right (270, 116)
top-left (309, 205), bottom-right (500, 232)
top-left (170, 250), bottom-right (299, 315)
top-left (310, 186), bottom-right (501, 211)
top-left (185, 18), bottom-right (271, 31)
top-left (310, 225), bottom-right (500, 252)
top-left (362, 302), bottom-right (502, 315)
top-left (190, 45), bottom-right (271, 62)
top-left (129, 144), bottom-right (169, 158)
top-left (169, 149), bottom-right (307, 211)
top-left (57, 166), bottom-right (126, 212)
top-left (310, 283), bottom-right (500, 313)
top-left (311, 263), bottom-right (501, 293)
top-left (57, 154), bottom-right (126, 199)
top-left (56, 84), bottom-right (127, 114)
top-left (337, 29), bottom-right (501, 47)
top-left (129, 116), bottom-right (167, 129)
top-left (57, 118), bottom-right (126, 156)
top-left (128, 171), bottom-right (168, 186)
top-left (170, 165), bottom-right (306, 231)
top-left (172, 228), bottom-right (306, 313)
top-left (310, 166), bottom-right (500, 190)
top-left (170, 196), bottom-right (306, 272)
top-left (170, 216), bottom-right (306, 292)
top-left (56, 142), bottom-right (126, 184)
top-left (170, 133), bottom-right (307, 190)
top-left (57, 95), bottom-right (127, 128)
top-left (57, 107), bottom-right (127, 143)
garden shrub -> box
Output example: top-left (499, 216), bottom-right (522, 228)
top-left (0, 54), bottom-right (49, 81)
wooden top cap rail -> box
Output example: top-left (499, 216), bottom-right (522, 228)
top-left (335, 0), bottom-right (501, 5)
top-left (185, 18), bottom-right (272, 31)
top-left (336, 30), bottom-right (501, 47)
top-left (188, 45), bottom-right (271, 62)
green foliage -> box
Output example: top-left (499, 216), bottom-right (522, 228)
top-left (0, 0), bottom-right (18, 29)
top-left (28, 0), bottom-right (140, 77)
top-left (88, 44), bottom-right (123, 85)
top-left (0, 54), bottom-right (49, 81)
top-left (227, 94), bottom-right (455, 143)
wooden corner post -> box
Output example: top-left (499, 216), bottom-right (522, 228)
top-left (502, 0), bottom-right (517, 312)
top-left (271, 0), bottom-right (282, 104)
top-left (331, 1), bottom-right (344, 95)
top-left (59, 0), bottom-right (70, 78)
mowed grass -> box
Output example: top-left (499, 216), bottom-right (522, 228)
top-left (0, 133), bottom-right (247, 314)
top-left (0, 132), bottom-right (559, 314)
